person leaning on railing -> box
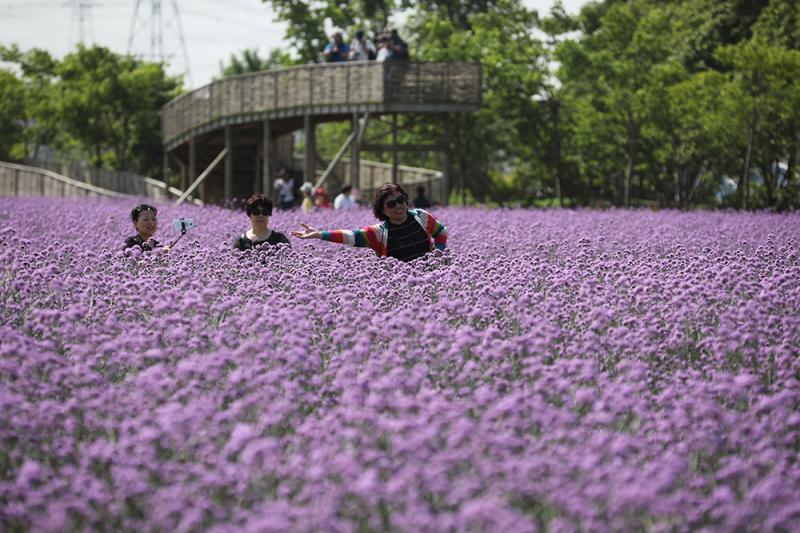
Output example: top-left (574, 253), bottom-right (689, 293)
top-left (292, 183), bottom-right (447, 262)
top-left (323, 31), bottom-right (350, 63)
top-left (387, 29), bottom-right (409, 60)
top-left (349, 30), bottom-right (376, 61)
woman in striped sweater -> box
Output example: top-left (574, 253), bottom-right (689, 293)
top-left (291, 183), bottom-right (447, 262)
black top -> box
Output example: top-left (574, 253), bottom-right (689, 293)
top-left (386, 216), bottom-right (431, 262)
top-left (234, 230), bottom-right (290, 251)
top-left (413, 196), bottom-right (432, 209)
top-left (123, 235), bottom-right (160, 251)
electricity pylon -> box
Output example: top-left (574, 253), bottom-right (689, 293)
top-left (127, 0), bottom-right (193, 87)
top-left (65, 0), bottom-right (97, 45)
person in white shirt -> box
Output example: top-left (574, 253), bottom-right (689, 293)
top-left (333, 185), bottom-right (357, 209)
top-left (376, 35), bottom-right (391, 62)
top-left (349, 30), bottom-right (376, 61)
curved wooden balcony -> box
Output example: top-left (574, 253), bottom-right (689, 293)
top-left (162, 61), bottom-right (482, 151)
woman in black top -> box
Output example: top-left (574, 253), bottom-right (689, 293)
top-left (124, 204), bottom-right (162, 251)
top-left (234, 193), bottom-right (290, 251)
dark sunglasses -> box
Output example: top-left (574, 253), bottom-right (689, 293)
top-left (249, 207), bottom-right (272, 216)
top-left (384, 195), bottom-right (407, 209)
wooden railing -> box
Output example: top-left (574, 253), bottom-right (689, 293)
top-left (0, 161), bottom-right (131, 199)
top-left (162, 61), bottom-right (481, 149)
top-left (25, 159), bottom-right (190, 201)
top-left (1, 160), bottom-right (203, 205)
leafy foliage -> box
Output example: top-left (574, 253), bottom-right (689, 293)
top-left (217, 48), bottom-right (295, 78)
top-left (0, 44), bottom-right (180, 178)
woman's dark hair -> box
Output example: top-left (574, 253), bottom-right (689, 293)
top-left (131, 204), bottom-right (157, 222)
top-left (372, 183), bottom-right (407, 221)
top-left (244, 193), bottom-right (273, 216)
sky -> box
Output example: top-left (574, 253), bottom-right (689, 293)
top-left (0, 0), bottom-right (587, 89)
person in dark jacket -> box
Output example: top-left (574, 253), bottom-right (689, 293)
top-left (234, 193), bottom-right (290, 251)
top-left (412, 185), bottom-right (433, 209)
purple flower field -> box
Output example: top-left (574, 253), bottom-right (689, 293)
top-left (1, 196), bottom-right (799, 532)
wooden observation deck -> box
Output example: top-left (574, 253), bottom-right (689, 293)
top-left (161, 61), bottom-right (481, 204)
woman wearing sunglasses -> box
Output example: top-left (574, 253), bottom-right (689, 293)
top-left (234, 193), bottom-right (290, 251)
top-left (292, 183), bottom-right (447, 261)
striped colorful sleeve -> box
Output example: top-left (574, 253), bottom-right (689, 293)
top-left (424, 211), bottom-right (448, 251)
top-left (321, 226), bottom-right (380, 251)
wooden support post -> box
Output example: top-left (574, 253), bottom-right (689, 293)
top-left (350, 112), bottom-right (360, 189)
top-left (187, 137), bottom-right (195, 192)
top-left (175, 159), bottom-right (187, 198)
top-left (262, 118), bottom-right (271, 197)
top-left (253, 146), bottom-right (260, 194)
top-left (224, 125), bottom-right (233, 201)
top-left (442, 114), bottom-right (452, 206)
top-left (304, 114), bottom-right (316, 184)
top-left (391, 113), bottom-right (398, 183)
top-left (162, 149), bottom-right (169, 183)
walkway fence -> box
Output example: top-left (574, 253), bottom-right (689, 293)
top-left (0, 160), bottom-right (201, 205)
top-left (0, 161), bottom-right (130, 199)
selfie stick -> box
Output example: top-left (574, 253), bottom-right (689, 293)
top-left (168, 219), bottom-right (192, 249)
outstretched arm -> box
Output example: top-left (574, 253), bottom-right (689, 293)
top-left (291, 222), bottom-right (322, 240)
top-left (292, 222), bottom-right (381, 251)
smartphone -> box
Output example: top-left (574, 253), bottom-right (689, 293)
top-left (173, 217), bottom-right (195, 233)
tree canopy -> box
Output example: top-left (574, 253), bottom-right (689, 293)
top-left (0, 44), bottom-right (181, 178)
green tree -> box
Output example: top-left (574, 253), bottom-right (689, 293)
top-left (0, 45), bottom-right (59, 160)
top-left (716, 39), bottom-right (800, 208)
top-left (0, 69), bottom-right (25, 159)
top-left (753, 0), bottom-right (800, 49)
top-left (55, 45), bottom-right (180, 176)
top-left (672, 0), bottom-right (771, 71)
top-left (556, 0), bottom-right (687, 206)
top-left (401, 0), bottom-right (506, 31)
top-left (57, 45), bottom-right (131, 167)
top-left (119, 61), bottom-right (183, 177)
top-left (408, 0), bottom-right (550, 205)
top-left (753, 0), bottom-right (800, 208)
top-left (218, 48), bottom-right (295, 78)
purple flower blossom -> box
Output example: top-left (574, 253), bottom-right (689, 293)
top-left (1, 197), bottom-right (799, 530)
